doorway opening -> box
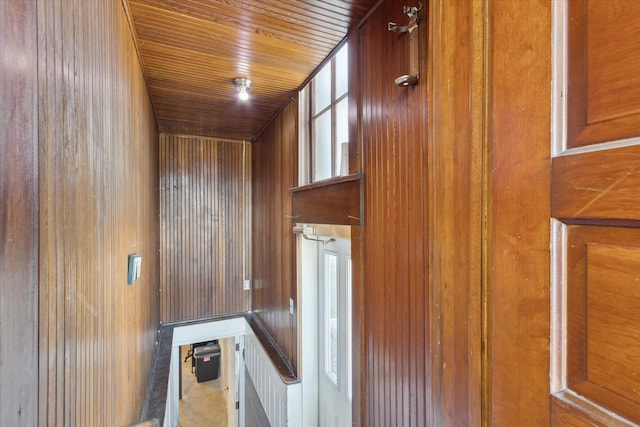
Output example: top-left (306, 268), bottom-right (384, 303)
top-left (298, 224), bottom-right (353, 427)
top-left (179, 338), bottom-right (234, 426)
top-left (168, 318), bottom-right (247, 427)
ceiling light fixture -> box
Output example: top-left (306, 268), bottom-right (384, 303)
top-left (233, 78), bottom-right (252, 101)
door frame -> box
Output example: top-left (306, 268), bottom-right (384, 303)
top-left (297, 224), bottom-right (352, 426)
top-left (298, 232), bottom-right (320, 426)
top-left (169, 318), bottom-right (247, 427)
top-left (485, 0), bottom-right (552, 424)
top-left (317, 235), bottom-right (352, 427)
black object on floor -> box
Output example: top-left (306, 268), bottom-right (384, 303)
top-left (194, 342), bottom-right (221, 383)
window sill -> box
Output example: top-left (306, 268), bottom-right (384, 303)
top-left (291, 173), bottom-right (361, 193)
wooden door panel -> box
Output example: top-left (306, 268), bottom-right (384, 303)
top-left (567, 0), bottom-right (640, 148)
top-left (585, 244), bottom-right (640, 402)
top-left (552, 390), bottom-right (636, 427)
top-left (552, 145), bottom-right (640, 224)
top-left (552, 1), bottom-right (640, 425)
top-left (558, 226), bottom-right (640, 424)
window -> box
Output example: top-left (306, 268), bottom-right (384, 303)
top-left (324, 252), bottom-right (339, 384)
top-left (300, 43), bottom-right (349, 184)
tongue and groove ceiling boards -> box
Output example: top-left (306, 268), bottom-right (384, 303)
top-left (125, 0), bottom-right (377, 140)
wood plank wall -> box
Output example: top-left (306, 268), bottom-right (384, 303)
top-left (359, 1), bottom-right (429, 423)
top-left (37, 1), bottom-right (160, 425)
top-left (251, 99), bottom-right (299, 374)
top-left (0, 1), bottom-right (39, 425)
top-left (159, 134), bottom-right (251, 323)
top-left (245, 2), bottom-right (484, 423)
top-left (358, 0), bottom-right (483, 425)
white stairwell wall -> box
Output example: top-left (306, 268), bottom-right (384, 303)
top-left (244, 326), bottom-right (302, 427)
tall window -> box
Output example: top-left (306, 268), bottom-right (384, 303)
top-left (324, 252), bottom-right (339, 384)
top-left (300, 43), bottom-right (349, 184)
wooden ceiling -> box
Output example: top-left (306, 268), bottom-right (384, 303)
top-left (125, 0), bottom-right (378, 140)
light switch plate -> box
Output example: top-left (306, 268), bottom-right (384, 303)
top-left (289, 298), bottom-right (294, 315)
top-left (243, 279), bottom-right (250, 290)
top-left (127, 253), bottom-right (142, 285)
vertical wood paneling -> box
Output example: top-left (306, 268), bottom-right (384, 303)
top-left (358, 0), bottom-right (483, 425)
top-left (251, 100), bottom-right (299, 374)
top-left (360, 1), bottom-right (429, 424)
top-left (37, 0), bottom-right (160, 425)
top-left (159, 134), bottom-right (251, 323)
top-left (0, 1), bottom-right (38, 425)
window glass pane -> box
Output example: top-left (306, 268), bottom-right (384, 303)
top-left (313, 111), bottom-right (332, 181)
top-left (304, 43), bottom-right (349, 184)
top-left (314, 62), bottom-right (332, 113)
top-left (335, 44), bottom-right (349, 97)
top-left (298, 85), bottom-right (310, 186)
top-left (325, 252), bottom-right (338, 384)
top-left (347, 256), bottom-right (353, 401)
top-left (335, 97), bottom-right (349, 175)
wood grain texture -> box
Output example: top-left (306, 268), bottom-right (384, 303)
top-left (37, 0), bottom-right (160, 425)
top-left (251, 99), bottom-right (299, 375)
top-left (585, 244), bottom-right (640, 421)
top-left (552, 2), bottom-right (640, 424)
top-left (552, 144), bottom-right (640, 224)
top-left (428, 0), bottom-right (484, 425)
top-left (561, 226), bottom-right (640, 424)
top-left (487, 0), bottom-right (552, 425)
top-left (551, 391), bottom-right (635, 427)
top-left (159, 134), bottom-right (251, 323)
top-left (357, 0), bottom-right (484, 425)
top-left (567, 0), bottom-right (640, 148)
top-left (359, 2), bottom-right (428, 421)
top-left (125, 0), bottom-right (377, 140)
top-left (0, 0), bottom-right (38, 425)
top-left (290, 174), bottom-right (361, 225)
top-left (359, 2), bottom-right (429, 423)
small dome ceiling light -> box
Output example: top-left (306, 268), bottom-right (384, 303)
top-left (233, 77), bottom-right (252, 101)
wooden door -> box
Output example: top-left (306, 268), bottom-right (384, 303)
top-left (550, 0), bottom-right (640, 424)
top-left (489, 0), bottom-right (640, 425)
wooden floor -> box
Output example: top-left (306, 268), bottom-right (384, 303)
top-left (179, 346), bottom-right (230, 427)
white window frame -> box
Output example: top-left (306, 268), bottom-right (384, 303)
top-left (324, 251), bottom-right (339, 385)
top-left (299, 42), bottom-right (349, 185)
